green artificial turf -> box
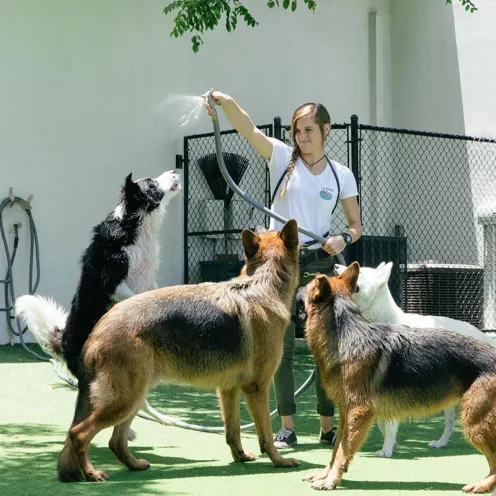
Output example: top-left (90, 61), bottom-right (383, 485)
top-left (0, 344), bottom-right (487, 496)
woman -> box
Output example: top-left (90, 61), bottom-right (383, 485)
top-left (204, 91), bottom-right (362, 448)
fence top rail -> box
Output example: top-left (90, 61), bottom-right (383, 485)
top-left (183, 120), bottom-right (496, 145)
top-left (359, 124), bottom-right (496, 144)
top-left (184, 124), bottom-right (272, 141)
top-left (281, 122), bottom-right (349, 132)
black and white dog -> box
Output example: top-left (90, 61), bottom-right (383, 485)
top-left (15, 170), bottom-right (181, 429)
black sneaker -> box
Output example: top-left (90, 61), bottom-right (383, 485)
top-left (319, 427), bottom-right (338, 445)
top-left (274, 428), bottom-right (297, 448)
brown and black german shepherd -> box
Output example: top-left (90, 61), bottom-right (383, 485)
top-left (57, 220), bottom-right (301, 483)
top-left (301, 262), bottom-right (496, 493)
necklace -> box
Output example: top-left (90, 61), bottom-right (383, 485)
top-left (301, 154), bottom-right (325, 167)
top-left (305, 159), bottom-right (335, 201)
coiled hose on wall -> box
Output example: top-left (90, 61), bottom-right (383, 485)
top-left (0, 195), bottom-right (46, 360)
top-left (0, 195), bottom-right (78, 386)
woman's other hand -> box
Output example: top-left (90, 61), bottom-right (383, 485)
top-left (321, 235), bottom-right (346, 256)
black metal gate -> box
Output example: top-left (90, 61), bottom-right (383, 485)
top-left (182, 116), bottom-right (496, 331)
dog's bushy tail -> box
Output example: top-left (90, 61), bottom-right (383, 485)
top-left (15, 295), bottom-right (68, 359)
top-left (58, 435), bottom-right (82, 483)
top-left (58, 374), bottom-right (92, 482)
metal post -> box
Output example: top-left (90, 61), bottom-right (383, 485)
top-left (350, 114), bottom-right (361, 199)
top-left (348, 114), bottom-right (361, 265)
top-left (274, 116), bottom-right (282, 142)
top-left (183, 137), bottom-right (189, 283)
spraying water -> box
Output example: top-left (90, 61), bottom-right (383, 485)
top-left (161, 94), bottom-right (205, 128)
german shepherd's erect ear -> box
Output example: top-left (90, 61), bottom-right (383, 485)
top-left (278, 219), bottom-right (299, 250)
top-left (337, 261), bottom-right (360, 294)
top-left (242, 229), bottom-right (261, 259)
top-left (308, 274), bottom-right (332, 303)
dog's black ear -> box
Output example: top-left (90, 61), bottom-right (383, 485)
top-left (339, 261), bottom-right (360, 293)
top-left (309, 274), bottom-right (331, 303)
top-left (123, 173), bottom-right (141, 200)
top-left (123, 173), bottom-right (137, 192)
top-left (242, 229), bottom-right (260, 259)
top-left (278, 219), bottom-right (299, 250)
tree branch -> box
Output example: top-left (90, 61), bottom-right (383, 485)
top-left (163, 0), bottom-right (317, 52)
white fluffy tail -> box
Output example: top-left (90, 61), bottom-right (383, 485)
top-left (14, 295), bottom-right (68, 358)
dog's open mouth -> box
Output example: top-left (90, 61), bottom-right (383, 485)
top-left (170, 182), bottom-right (179, 192)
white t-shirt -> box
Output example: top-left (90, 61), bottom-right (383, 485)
top-left (268, 139), bottom-right (358, 247)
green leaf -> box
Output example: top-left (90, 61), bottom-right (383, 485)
top-left (163, 0), bottom-right (182, 15)
top-left (304, 0), bottom-right (317, 11)
top-left (191, 34), bottom-right (203, 53)
top-left (283, 0), bottom-right (290, 9)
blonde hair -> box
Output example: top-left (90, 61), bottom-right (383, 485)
top-left (279, 103), bottom-right (331, 199)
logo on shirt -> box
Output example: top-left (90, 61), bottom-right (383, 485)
top-left (319, 188), bottom-right (333, 201)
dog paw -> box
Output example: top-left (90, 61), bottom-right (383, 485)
top-left (311, 477), bottom-right (338, 490)
top-left (428, 439), bottom-right (447, 448)
top-left (303, 469), bottom-right (329, 482)
top-left (234, 451), bottom-right (257, 462)
top-left (86, 469), bottom-right (109, 482)
top-left (127, 428), bottom-right (136, 442)
top-left (462, 481), bottom-right (495, 493)
top-left (462, 483), bottom-right (479, 493)
top-left (375, 449), bottom-right (393, 458)
top-left (273, 457), bottom-right (300, 468)
top-left (130, 459), bottom-right (150, 471)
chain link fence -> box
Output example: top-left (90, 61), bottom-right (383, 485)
top-left (183, 117), bottom-right (496, 332)
top-left (183, 125), bottom-right (272, 285)
top-left (359, 125), bottom-right (496, 331)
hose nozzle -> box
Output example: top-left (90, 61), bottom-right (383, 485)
top-left (202, 89), bottom-right (221, 119)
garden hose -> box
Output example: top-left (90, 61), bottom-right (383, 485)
top-left (134, 90), bottom-right (337, 433)
top-left (0, 195), bottom-right (81, 386)
top-left (137, 89), bottom-right (346, 434)
top-left (0, 195), bottom-right (47, 361)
